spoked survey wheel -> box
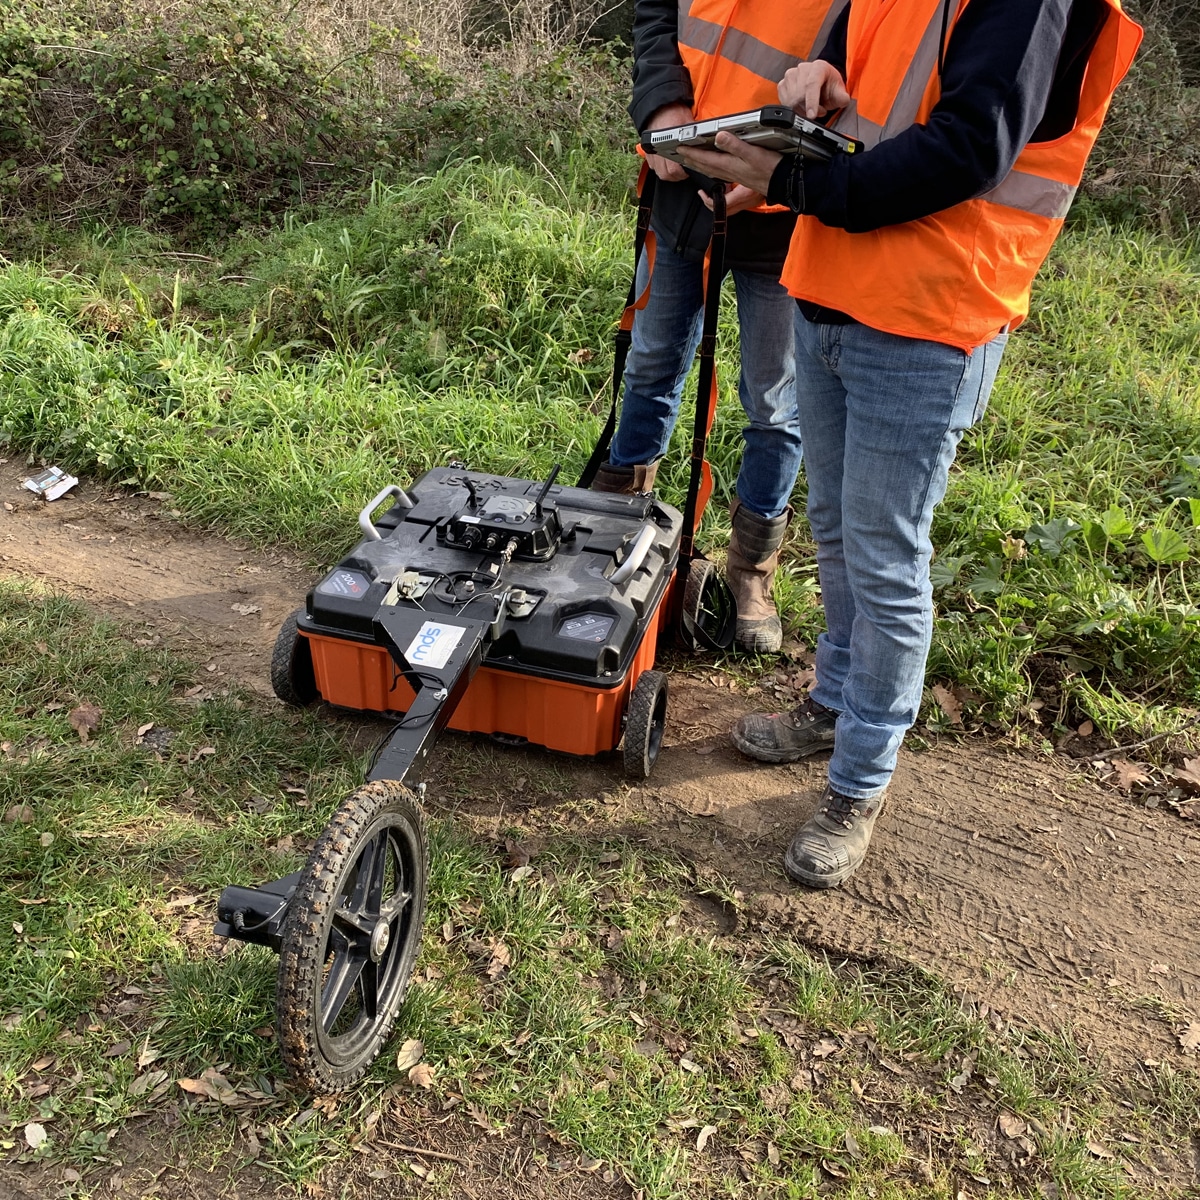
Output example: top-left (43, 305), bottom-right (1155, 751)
top-left (270, 608), bottom-right (318, 707)
top-left (624, 669), bottom-right (668, 779)
top-left (677, 558), bottom-right (736, 652)
top-left (276, 780), bottom-right (428, 1092)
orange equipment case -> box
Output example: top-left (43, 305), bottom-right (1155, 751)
top-left (272, 465), bottom-right (684, 774)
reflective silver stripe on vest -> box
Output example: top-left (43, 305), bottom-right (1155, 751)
top-left (808, 0), bottom-right (851, 61)
top-left (679, 15), bottom-right (803, 82)
top-left (831, 0), bottom-right (956, 148)
top-left (982, 170), bottom-right (1077, 220)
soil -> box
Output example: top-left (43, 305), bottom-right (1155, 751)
top-left (3, 471), bottom-right (1200, 1195)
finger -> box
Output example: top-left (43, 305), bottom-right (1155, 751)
top-left (698, 189), bottom-right (714, 211)
top-left (826, 79), bottom-right (852, 111)
top-left (647, 153), bottom-right (687, 182)
top-left (713, 130), bottom-right (750, 157)
top-left (805, 73), bottom-right (825, 120)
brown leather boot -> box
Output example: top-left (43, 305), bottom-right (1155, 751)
top-left (727, 499), bottom-right (790, 653)
top-left (590, 460), bottom-right (660, 494)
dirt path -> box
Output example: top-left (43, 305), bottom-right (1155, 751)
top-left (4, 471), bottom-right (1200, 1187)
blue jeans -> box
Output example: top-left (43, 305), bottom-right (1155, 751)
top-left (609, 240), bottom-right (801, 520)
top-left (796, 315), bottom-right (1008, 798)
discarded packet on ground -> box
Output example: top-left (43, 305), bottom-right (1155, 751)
top-left (23, 466), bottom-right (79, 501)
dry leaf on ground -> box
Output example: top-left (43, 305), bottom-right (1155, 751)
top-left (486, 939), bottom-right (511, 979)
top-left (998, 1113), bottom-right (1027, 1139)
top-left (24, 1122), bottom-right (47, 1150)
top-left (1109, 759), bottom-right (1151, 790)
top-left (696, 1125), bottom-right (717, 1152)
top-left (408, 1062), bottom-right (435, 1088)
top-left (1177, 1022), bottom-right (1200, 1053)
top-left (68, 703), bottom-right (102, 743)
top-left (395, 1038), bottom-right (424, 1071)
top-left (931, 683), bottom-right (963, 725)
top-left (231, 603), bottom-right (262, 616)
top-left (1175, 759), bottom-right (1200, 792)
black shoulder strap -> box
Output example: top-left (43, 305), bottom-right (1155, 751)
top-left (679, 183), bottom-right (726, 560)
top-left (576, 168), bottom-right (657, 489)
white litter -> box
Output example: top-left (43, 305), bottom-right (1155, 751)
top-left (23, 466), bottom-right (79, 501)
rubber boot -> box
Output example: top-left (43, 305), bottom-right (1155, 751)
top-left (728, 499), bottom-right (790, 654)
top-left (590, 460), bottom-right (660, 495)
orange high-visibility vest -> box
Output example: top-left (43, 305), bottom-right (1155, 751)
top-left (780, 0), bottom-right (1143, 351)
top-left (679, 0), bottom-right (847, 120)
top-left (674, 0), bottom-right (847, 214)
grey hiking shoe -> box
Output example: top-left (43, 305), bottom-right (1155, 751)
top-left (730, 696), bottom-right (837, 763)
top-left (784, 786), bottom-right (887, 889)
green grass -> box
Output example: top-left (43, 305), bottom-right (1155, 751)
top-left (1, 162), bottom-right (1199, 737)
top-left (1, 578), bottom-right (1197, 1197)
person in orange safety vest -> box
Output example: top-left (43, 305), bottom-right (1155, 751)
top-left (677, 0), bottom-right (1142, 888)
top-left (591, 0), bottom-right (847, 654)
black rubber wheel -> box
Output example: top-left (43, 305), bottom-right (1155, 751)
top-left (271, 608), bottom-right (318, 707)
top-left (624, 669), bottom-right (669, 779)
top-left (276, 780), bottom-right (428, 1092)
top-left (677, 558), bottom-right (736, 652)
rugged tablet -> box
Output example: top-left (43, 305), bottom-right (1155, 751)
top-left (641, 104), bottom-right (862, 164)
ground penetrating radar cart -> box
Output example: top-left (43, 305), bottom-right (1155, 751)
top-left (213, 180), bottom-right (739, 1091)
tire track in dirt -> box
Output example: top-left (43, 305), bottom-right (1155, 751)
top-left (4, 471), bottom-right (1199, 1074)
top-left (648, 686), bottom-right (1200, 1067)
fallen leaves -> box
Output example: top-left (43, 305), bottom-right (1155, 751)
top-left (695, 1125), bottom-right (717, 1153)
top-left (998, 1112), bottom-right (1027, 1139)
top-left (68, 702), bottom-right (102, 743)
top-left (395, 1038), bottom-right (424, 1072)
top-left (1178, 1022), bottom-right (1200, 1053)
top-left (486, 939), bottom-right (511, 980)
top-left (1176, 758), bottom-right (1200, 792)
top-left (230, 602), bottom-right (262, 616)
top-left (23, 1122), bottom-right (47, 1151)
top-left (931, 683), bottom-right (964, 726)
top-left (128, 1068), bottom-right (171, 1100)
top-left (408, 1062), bottom-right (436, 1089)
top-left (178, 1068), bottom-right (238, 1105)
top-left (1108, 759), bottom-right (1152, 791)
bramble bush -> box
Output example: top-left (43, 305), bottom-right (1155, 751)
top-left (0, 0), bottom-right (629, 231)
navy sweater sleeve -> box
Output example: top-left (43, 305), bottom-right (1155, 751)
top-left (629, 0), bottom-right (694, 132)
top-left (770, 0), bottom-right (1076, 232)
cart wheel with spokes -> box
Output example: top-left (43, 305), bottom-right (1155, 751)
top-left (271, 609), bottom-right (319, 707)
top-left (677, 558), bottom-right (736, 652)
top-left (624, 669), bottom-right (668, 779)
top-left (276, 780), bottom-right (428, 1092)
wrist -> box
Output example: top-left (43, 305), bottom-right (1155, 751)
top-left (767, 153), bottom-right (805, 212)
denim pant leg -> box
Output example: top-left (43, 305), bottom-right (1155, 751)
top-left (794, 314), bottom-right (1008, 798)
top-left (610, 241), bottom-right (705, 469)
top-left (731, 270), bottom-right (802, 520)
